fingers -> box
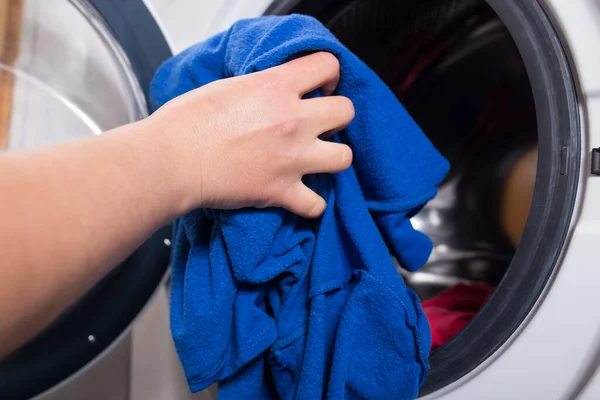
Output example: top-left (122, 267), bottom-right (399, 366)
top-left (278, 52), bottom-right (341, 96)
top-left (301, 141), bottom-right (353, 174)
top-left (281, 182), bottom-right (327, 219)
top-left (302, 95), bottom-right (355, 137)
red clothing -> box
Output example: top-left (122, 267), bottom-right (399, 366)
top-left (422, 283), bottom-right (495, 350)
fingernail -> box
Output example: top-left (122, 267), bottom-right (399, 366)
top-left (309, 201), bottom-right (326, 218)
top-left (343, 147), bottom-right (353, 166)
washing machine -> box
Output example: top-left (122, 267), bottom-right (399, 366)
top-left (0, 0), bottom-right (599, 399)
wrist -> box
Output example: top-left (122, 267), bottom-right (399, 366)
top-left (141, 113), bottom-right (205, 218)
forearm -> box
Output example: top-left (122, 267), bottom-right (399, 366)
top-left (0, 117), bottom-right (185, 357)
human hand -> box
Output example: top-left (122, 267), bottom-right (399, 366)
top-left (151, 52), bottom-right (354, 218)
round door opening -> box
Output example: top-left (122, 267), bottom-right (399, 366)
top-left (267, 0), bottom-right (579, 395)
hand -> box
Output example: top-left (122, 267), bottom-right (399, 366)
top-left (151, 52), bottom-right (354, 218)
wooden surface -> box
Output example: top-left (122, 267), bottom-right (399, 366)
top-left (0, 0), bottom-right (24, 150)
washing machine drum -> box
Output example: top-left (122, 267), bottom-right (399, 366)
top-left (267, 0), bottom-right (579, 396)
top-left (0, 0), bottom-right (579, 398)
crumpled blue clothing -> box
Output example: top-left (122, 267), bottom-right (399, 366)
top-left (150, 14), bottom-right (449, 400)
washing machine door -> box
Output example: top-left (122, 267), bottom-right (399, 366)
top-left (0, 1), bottom-right (172, 398)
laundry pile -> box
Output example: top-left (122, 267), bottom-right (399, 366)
top-left (150, 14), bottom-right (448, 400)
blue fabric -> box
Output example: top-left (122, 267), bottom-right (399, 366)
top-left (150, 15), bottom-right (449, 400)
